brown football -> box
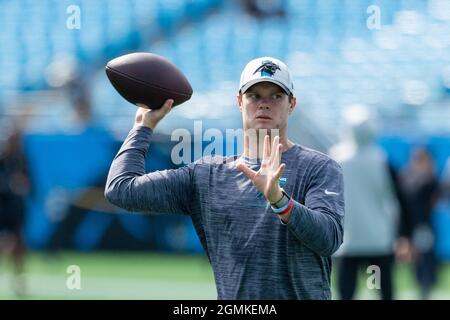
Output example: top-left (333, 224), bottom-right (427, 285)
top-left (105, 52), bottom-right (193, 109)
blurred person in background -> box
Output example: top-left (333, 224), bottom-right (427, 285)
top-left (398, 147), bottom-right (440, 299)
top-left (46, 71), bottom-right (119, 252)
top-left (329, 105), bottom-right (399, 300)
top-left (0, 118), bottom-right (31, 296)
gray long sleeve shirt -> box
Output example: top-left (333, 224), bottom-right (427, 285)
top-left (105, 126), bottom-right (345, 300)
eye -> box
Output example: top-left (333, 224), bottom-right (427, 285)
top-left (272, 94), bottom-right (283, 100)
top-left (247, 93), bottom-right (259, 100)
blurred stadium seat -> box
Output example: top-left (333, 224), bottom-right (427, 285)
top-left (1, 0), bottom-right (448, 134)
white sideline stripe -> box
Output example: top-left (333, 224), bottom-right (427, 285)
top-left (1, 273), bottom-right (450, 300)
top-left (0, 273), bottom-right (217, 299)
top-left (344, 288), bottom-right (450, 300)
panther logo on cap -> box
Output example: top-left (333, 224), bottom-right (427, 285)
top-left (253, 61), bottom-right (281, 77)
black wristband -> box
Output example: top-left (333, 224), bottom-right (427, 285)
top-left (271, 190), bottom-right (290, 209)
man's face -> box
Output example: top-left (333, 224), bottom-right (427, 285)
top-left (237, 82), bottom-right (296, 132)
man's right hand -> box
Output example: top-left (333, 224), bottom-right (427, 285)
top-left (134, 99), bottom-right (174, 130)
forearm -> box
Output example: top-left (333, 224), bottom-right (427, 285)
top-left (104, 126), bottom-right (153, 211)
top-left (283, 201), bottom-right (343, 257)
top-left (104, 126), bottom-right (193, 215)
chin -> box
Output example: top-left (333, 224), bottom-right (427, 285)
top-left (252, 125), bottom-right (272, 132)
top-left (251, 121), bottom-right (272, 128)
top-left (255, 122), bottom-right (279, 130)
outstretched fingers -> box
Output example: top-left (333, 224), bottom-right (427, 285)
top-left (270, 136), bottom-right (281, 165)
top-left (263, 134), bottom-right (271, 160)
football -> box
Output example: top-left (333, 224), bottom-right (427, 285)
top-left (105, 52), bottom-right (193, 109)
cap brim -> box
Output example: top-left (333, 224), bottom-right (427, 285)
top-left (240, 78), bottom-right (292, 95)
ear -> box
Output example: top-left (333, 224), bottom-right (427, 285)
top-left (237, 94), bottom-right (243, 112)
top-left (288, 96), bottom-right (297, 114)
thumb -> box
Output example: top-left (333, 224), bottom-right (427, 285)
top-left (273, 163), bottom-right (286, 181)
top-left (237, 162), bottom-right (257, 180)
top-left (154, 99), bottom-right (173, 119)
top-left (162, 99), bottom-right (174, 113)
top-left (149, 99), bottom-right (173, 120)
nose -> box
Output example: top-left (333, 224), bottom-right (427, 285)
top-left (258, 98), bottom-right (271, 110)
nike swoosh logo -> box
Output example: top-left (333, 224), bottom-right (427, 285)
top-left (324, 189), bottom-right (340, 195)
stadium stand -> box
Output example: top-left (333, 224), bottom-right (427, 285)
top-left (1, 0), bottom-right (450, 255)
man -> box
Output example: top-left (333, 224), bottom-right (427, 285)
top-left (398, 147), bottom-right (439, 299)
top-left (105, 57), bottom-right (345, 299)
top-left (329, 105), bottom-right (399, 300)
top-left (0, 122), bottom-right (30, 296)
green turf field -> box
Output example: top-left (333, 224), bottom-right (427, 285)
top-left (0, 251), bottom-right (449, 299)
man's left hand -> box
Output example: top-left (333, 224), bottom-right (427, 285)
top-left (237, 135), bottom-right (286, 204)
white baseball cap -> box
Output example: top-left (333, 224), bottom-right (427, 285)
top-left (239, 57), bottom-right (294, 96)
